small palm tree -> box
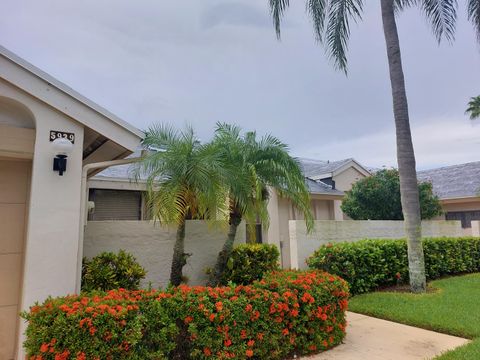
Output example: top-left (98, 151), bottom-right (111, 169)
top-left (208, 123), bottom-right (314, 286)
top-left (267, 0), bottom-right (480, 293)
top-left (136, 124), bottom-right (228, 286)
top-left (466, 96), bottom-right (480, 120)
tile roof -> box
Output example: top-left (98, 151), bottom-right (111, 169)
top-left (299, 158), bottom-right (354, 178)
top-left (93, 153), bottom-right (344, 195)
top-left (417, 161), bottom-right (480, 200)
top-left (94, 150), bottom-right (145, 180)
top-left (305, 178), bottom-right (344, 196)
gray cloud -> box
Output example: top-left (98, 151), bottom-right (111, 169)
top-left (201, 2), bottom-right (271, 30)
top-left (1, 1), bottom-right (479, 169)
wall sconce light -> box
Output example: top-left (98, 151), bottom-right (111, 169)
top-left (52, 137), bottom-right (74, 176)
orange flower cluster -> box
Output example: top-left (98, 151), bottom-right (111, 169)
top-left (23, 270), bottom-right (349, 360)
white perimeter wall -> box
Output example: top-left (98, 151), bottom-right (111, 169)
top-left (289, 220), bottom-right (466, 269)
top-left (84, 220), bottom-right (246, 289)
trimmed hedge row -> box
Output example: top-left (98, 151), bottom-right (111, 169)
top-left (221, 244), bottom-right (280, 285)
top-left (23, 270), bottom-right (349, 360)
top-left (307, 237), bottom-right (480, 295)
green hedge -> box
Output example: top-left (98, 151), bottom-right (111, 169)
top-left (307, 237), bottom-right (480, 295)
top-left (81, 250), bottom-right (147, 292)
top-left (22, 270), bottom-right (349, 360)
top-left (221, 243), bottom-right (280, 285)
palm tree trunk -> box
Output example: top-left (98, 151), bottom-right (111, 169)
top-left (207, 213), bottom-right (241, 286)
top-left (170, 219), bottom-right (186, 286)
top-left (380, 0), bottom-right (426, 293)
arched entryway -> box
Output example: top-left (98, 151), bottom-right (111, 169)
top-left (0, 97), bottom-right (35, 360)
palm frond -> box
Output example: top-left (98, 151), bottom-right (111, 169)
top-left (138, 123), bottom-right (230, 228)
top-left (306, 0), bottom-right (328, 42)
top-left (325, 0), bottom-right (364, 73)
top-left (269, 0), bottom-right (290, 39)
top-left (466, 95), bottom-right (480, 120)
top-left (420, 0), bottom-right (458, 42)
top-left (394, 0), bottom-right (418, 11)
top-left (468, 0), bottom-right (480, 41)
top-left (213, 123), bottom-right (314, 233)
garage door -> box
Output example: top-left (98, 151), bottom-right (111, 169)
top-left (0, 160), bottom-right (30, 360)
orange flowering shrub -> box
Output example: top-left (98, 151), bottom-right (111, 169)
top-left (22, 270), bottom-right (349, 360)
top-left (22, 289), bottom-right (178, 360)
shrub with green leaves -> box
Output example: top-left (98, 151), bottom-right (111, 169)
top-left (307, 237), bottom-right (480, 295)
top-left (22, 270), bottom-right (349, 360)
top-left (81, 250), bottom-right (147, 292)
top-left (22, 289), bottom-right (178, 360)
top-left (221, 243), bottom-right (280, 285)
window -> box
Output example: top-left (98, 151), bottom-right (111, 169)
top-left (88, 189), bottom-right (143, 221)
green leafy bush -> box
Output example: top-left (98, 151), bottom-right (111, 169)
top-left (81, 250), bottom-right (147, 292)
top-left (340, 169), bottom-right (443, 220)
top-left (22, 289), bottom-right (178, 360)
top-left (221, 243), bottom-right (280, 285)
top-left (22, 270), bottom-right (349, 360)
top-left (307, 237), bottom-right (480, 295)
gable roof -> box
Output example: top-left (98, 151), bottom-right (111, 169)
top-left (299, 158), bottom-right (370, 179)
top-left (91, 151), bottom-right (344, 196)
top-left (305, 178), bottom-right (344, 196)
top-left (0, 46), bottom-right (143, 153)
top-left (417, 161), bottom-right (480, 200)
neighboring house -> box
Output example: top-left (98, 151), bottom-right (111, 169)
top-left (87, 156), bottom-right (370, 268)
top-left (300, 158), bottom-right (371, 192)
top-left (418, 161), bottom-right (480, 228)
top-left (0, 46), bottom-right (143, 360)
top-left (266, 158), bottom-right (371, 267)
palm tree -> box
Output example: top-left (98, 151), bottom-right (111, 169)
top-left (207, 123), bottom-right (314, 286)
top-left (135, 124), bottom-right (228, 286)
top-left (466, 96), bottom-right (480, 120)
top-left (267, 0), bottom-right (480, 292)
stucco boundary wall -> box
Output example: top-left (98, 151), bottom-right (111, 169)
top-left (84, 220), bottom-right (246, 289)
top-left (289, 220), bottom-right (470, 270)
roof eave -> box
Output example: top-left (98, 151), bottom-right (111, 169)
top-left (0, 46), bottom-right (144, 151)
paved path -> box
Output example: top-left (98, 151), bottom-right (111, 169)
top-left (305, 312), bottom-right (469, 360)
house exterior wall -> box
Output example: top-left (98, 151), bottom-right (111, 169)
top-left (1, 82), bottom-right (87, 359)
top-left (441, 200), bottom-right (480, 213)
top-left (332, 167), bottom-right (365, 191)
top-left (289, 220), bottom-right (465, 269)
top-left (84, 220), bottom-right (246, 288)
top-left (430, 199), bottom-right (480, 229)
top-left (266, 190), bottom-right (339, 268)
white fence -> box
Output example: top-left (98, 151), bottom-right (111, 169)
top-left (289, 220), bottom-right (467, 269)
top-left (84, 220), bottom-right (246, 289)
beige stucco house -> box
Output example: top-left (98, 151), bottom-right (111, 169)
top-left (87, 157), bottom-right (370, 268)
top-left (266, 158), bottom-right (370, 267)
top-left (418, 161), bottom-right (480, 228)
top-left (0, 46), bottom-right (143, 360)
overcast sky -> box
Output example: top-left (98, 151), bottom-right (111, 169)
top-left (2, 0), bottom-right (480, 170)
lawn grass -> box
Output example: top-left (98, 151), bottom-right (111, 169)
top-left (348, 273), bottom-right (480, 359)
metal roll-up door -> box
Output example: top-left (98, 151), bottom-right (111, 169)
top-left (89, 189), bottom-right (142, 221)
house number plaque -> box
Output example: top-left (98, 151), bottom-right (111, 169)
top-left (50, 130), bottom-right (75, 144)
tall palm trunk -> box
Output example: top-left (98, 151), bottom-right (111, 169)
top-left (170, 219), bottom-right (186, 286)
top-left (381, 0), bottom-right (426, 293)
top-left (208, 211), bottom-right (242, 286)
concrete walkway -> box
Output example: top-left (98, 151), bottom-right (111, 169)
top-left (305, 312), bottom-right (469, 360)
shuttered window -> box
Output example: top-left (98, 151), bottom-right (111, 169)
top-left (88, 189), bottom-right (142, 221)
